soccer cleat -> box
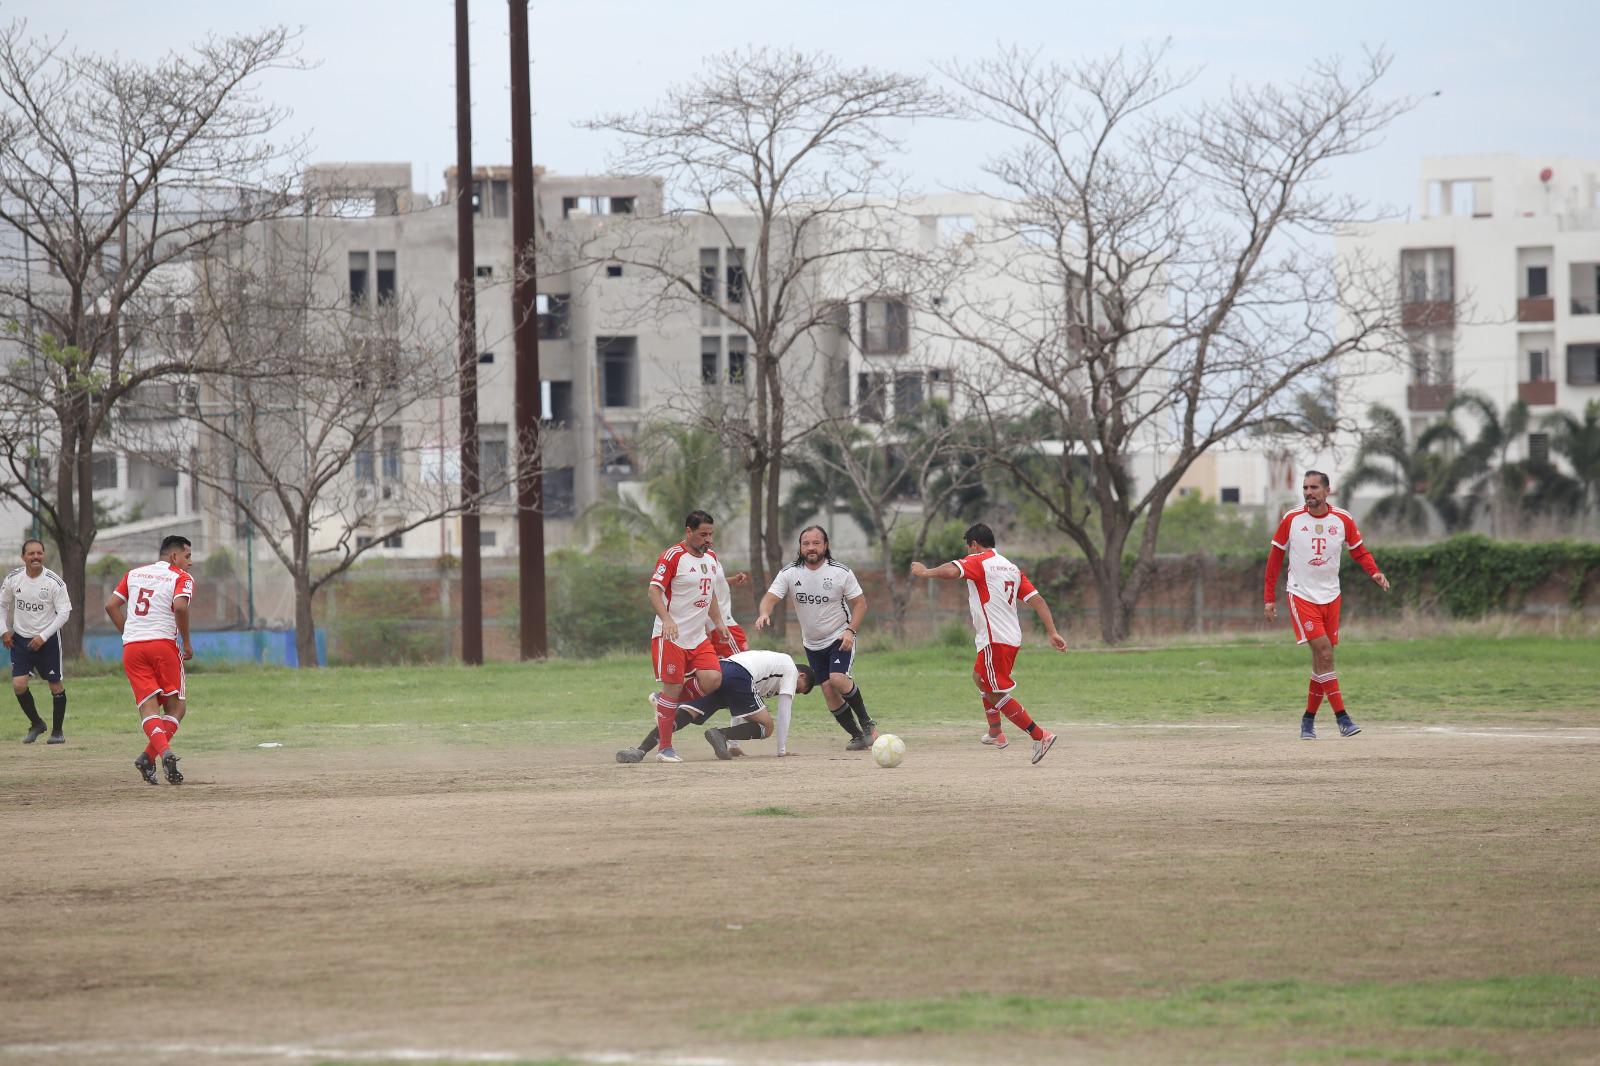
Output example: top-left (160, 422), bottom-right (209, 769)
top-left (134, 752), bottom-right (160, 786)
top-left (862, 721), bottom-right (879, 742)
top-left (615, 747), bottom-right (645, 764)
top-left (1300, 719), bottom-right (1317, 740)
top-left (162, 752), bottom-right (183, 784)
top-left (1337, 714), bottom-right (1361, 738)
top-left (981, 732), bottom-right (1009, 749)
top-left (23, 724), bottom-right (46, 744)
top-left (1031, 730), bottom-right (1057, 765)
top-left (47, 734), bottom-right (65, 745)
top-left (655, 747), bottom-right (683, 763)
top-left (704, 727), bottom-right (732, 761)
top-left (844, 733), bottom-right (872, 751)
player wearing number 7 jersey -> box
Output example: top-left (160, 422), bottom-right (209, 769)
top-left (104, 535), bottom-right (196, 786)
top-left (910, 522), bottom-right (1069, 764)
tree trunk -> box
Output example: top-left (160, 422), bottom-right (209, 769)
top-left (1091, 559), bottom-right (1132, 645)
top-left (57, 537), bottom-right (90, 657)
top-left (293, 568), bottom-right (319, 669)
top-left (877, 529), bottom-right (904, 641)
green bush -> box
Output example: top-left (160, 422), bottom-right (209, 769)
top-left (1341, 535), bottom-right (1600, 617)
top-left (546, 548), bottom-right (645, 658)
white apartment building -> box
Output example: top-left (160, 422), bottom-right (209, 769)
top-left (1335, 154), bottom-right (1600, 482)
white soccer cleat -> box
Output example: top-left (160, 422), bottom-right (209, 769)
top-left (655, 748), bottom-right (683, 763)
top-left (980, 732), bottom-right (1009, 749)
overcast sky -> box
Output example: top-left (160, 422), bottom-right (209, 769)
top-left (8, 0), bottom-right (1598, 213)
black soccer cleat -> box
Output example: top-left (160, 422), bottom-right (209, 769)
top-left (162, 752), bottom-right (184, 784)
top-left (23, 723), bottom-right (46, 744)
top-left (704, 727), bottom-right (732, 761)
top-left (844, 733), bottom-right (872, 751)
top-left (47, 733), bottom-right (65, 745)
top-left (134, 752), bottom-right (160, 786)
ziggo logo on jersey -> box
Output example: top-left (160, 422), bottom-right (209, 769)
top-left (794, 591), bottom-right (834, 606)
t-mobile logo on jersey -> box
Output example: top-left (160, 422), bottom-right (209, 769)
top-left (1311, 536), bottom-right (1329, 555)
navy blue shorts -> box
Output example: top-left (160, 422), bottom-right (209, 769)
top-left (10, 633), bottom-right (64, 683)
top-left (804, 639), bottom-right (854, 682)
top-left (681, 661), bottom-right (764, 721)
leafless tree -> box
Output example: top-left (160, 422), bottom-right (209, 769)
top-left (922, 44), bottom-right (1414, 643)
top-left (115, 226), bottom-right (537, 668)
top-left (579, 47), bottom-right (951, 595)
top-left (0, 22), bottom-right (304, 653)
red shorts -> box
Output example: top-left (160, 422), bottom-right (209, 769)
top-left (1288, 594), bottom-right (1341, 646)
top-left (123, 639), bottom-right (186, 706)
top-left (651, 636), bottom-right (719, 685)
top-left (711, 624), bottom-right (749, 659)
top-left (973, 643), bottom-right (1020, 694)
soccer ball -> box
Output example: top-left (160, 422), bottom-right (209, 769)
top-left (871, 733), bottom-right (906, 768)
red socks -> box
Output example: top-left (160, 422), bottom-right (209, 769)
top-left (980, 694), bottom-right (1004, 736)
top-left (1324, 673), bottom-right (1345, 713)
top-left (141, 715), bottom-right (173, 758)
top-left (655, 695), bottom-right (678, 751)
top-left (994, 694), bottom-right (1045, 741)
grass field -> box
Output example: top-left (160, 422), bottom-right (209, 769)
top-left (2, 633), bottom-right (1598, 1066)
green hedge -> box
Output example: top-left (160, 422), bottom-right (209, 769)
top-left (1339, 535), bottom-right (1600, 617)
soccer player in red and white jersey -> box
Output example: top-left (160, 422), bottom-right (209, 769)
top-left (615, 509), bottom-right (734, 764)
top-left (1263, 471), bottom-right (1391, 740)
top-left (104, 535), bottom-right (196, 785)
top-left (911, 522), bottom-right (1069, 764)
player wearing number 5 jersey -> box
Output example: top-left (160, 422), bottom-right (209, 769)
top-left (1263, 470), bottom-right (1390, 740)
top-left (910, 523), bottom-right (1069, 764)
top-left (105, 535), bottom-right (196, 786)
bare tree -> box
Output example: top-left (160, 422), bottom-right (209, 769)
top-left (923, 44), bottom-right (1414, 643)
top-left (0, 22), bottom-right (303, 653)
top-left (579, 48), bottom-right (950, 594)
top-left (116, 226), bottom-right (535, 668)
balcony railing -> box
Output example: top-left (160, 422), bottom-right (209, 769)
top-left (1517, 297), bottom-right (1554, 322)
top-left (1402, 300), bottom-right (1455, 328)
top-left (1518, 379), bottom-right (1556, 406)
top-left (1572, 298), bottom-right (1599, 316)
top-left (1407, 383), bottom-right (1455, 411)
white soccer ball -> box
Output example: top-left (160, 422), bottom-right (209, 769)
top-left (871, 733), bottom-right (906, 768)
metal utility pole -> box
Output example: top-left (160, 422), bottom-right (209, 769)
top-left (509, 0), bottom-right (547, 659)
top-left (455, 0), bottom-right (484, 664)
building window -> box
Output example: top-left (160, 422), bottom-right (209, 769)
top-left (355, 440), bottom-right (375, 482)
top-left (1400, 248), bottom-right (1453, 303)
top-left (541, 379), bottom-right (573, 423)
top-left (1408, 331), bottom-right (1454, 385)
top-left (861, 297), bottom-right (909, 354)
top-left (356, 535), bottom-right (373, 549)
top-left (1568, 344), bottom-right (1600, 386)
top-left (727, 336), bottom-right (747, 385)
top-left (857, 372), bottom-right (887, 422)
top-left (382, 532), bottom-right (403, 549)
top-left (480, 423), bottom-right (509, 499)
top-left (726, 249), bottom-right (746, 305)
top-left (349, 251), bottom-right (369, 304)
top-left (701, 336), bottom-right (720, 386)
top-left (1526, 265), bottom-right (1548, 299)
top-left (1221, 487), bottom-right (1241, 504)
top-left (563, 195), bottom-right (633, 218)
top-left (537, 293), bottom-right (571, 339)
top-left (375, 251), bottom-right (397, 302)
top-left (605, 264), bottom-right (623, 278)
top-left (1528, 432), bottom-right (1550, 465)
top-left (1528, 349), bottom-right (1551, 382)
top-left (381, 426), bottom-right (402, 481)
top-left (475, 265), bottom-right (493, 279)
top-left (479, 530), bottom-right (497, 548)
top-left (600, 430), bottom-right (633, 475)
top-left (699, 249), bottom-right (718, 301)
top-left (598, 337), bottom-right (638, 407)
top-left (544, 467), bottom-right (576, 516)
top-left (894, 372), bottom-right (924, 416)
top-left (91, 454), bottom-right (118, 490)
top-left (478, 351), bottom-right (494, 364)
top-left (491, 179), bottom-right (510, 218)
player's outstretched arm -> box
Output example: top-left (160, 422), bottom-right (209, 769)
top-left (1029, 595), bottom-right (1069, 651)
top-left (910, 561), bottom-right (962, 581)
top-left (755, 591), bottom-right (781, 630)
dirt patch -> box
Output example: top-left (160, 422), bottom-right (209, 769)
top-left (3, 721), bottom-right (1598, 1065)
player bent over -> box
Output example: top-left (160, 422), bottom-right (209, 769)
top-left (1263, 471), bottom-right (1390, 740)
top-left (757, 525), bottom-right (877, 751)
top-left (2, 539), bottom-right (72, 744)
top-left (105, 535), bottom-right (196, 785)
top-left (616, 510), bottom-right (734, 764)
top-left (911, 522), bottom-right (1068, 764)
top-left (684, 651), bottom-right (816, 760)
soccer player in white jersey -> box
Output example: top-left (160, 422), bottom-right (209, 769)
top-left (2, 539), bottom-right (72, 744)
top-left (1263, 471), bottom-right (1390, 739)
top-left (756, 525), bottom-right (877, 751)
top-left (615, 510), bottom-right (734, 764)
top-left (911, 522), bottom-right (1069, 764)
top-left (686, 650), bottom-right (817, 760)
top-left (105, 535), bottom-right (196, 785)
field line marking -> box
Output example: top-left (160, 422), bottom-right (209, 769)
top-left (0, 1041), bottom-right (922, 1066)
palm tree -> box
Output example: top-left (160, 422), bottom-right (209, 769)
top-left (1448, 391), bottom-right (1530, 535)
top-left (578, 423), bottom-right (743, 558)
top-left (1543, 399), bottom-right (1600, 529)
top-left (1344, 404), bottom-right (1470, 535)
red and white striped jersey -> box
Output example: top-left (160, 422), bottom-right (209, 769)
top-left (1265, 506), bottom-right (1378, 606)
top-left (956, 549), bottom-right (1038, 650)
top-left (649, 545), bottom-right (722, 650)
top-left (113, 562), bottom-right (194, 644)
